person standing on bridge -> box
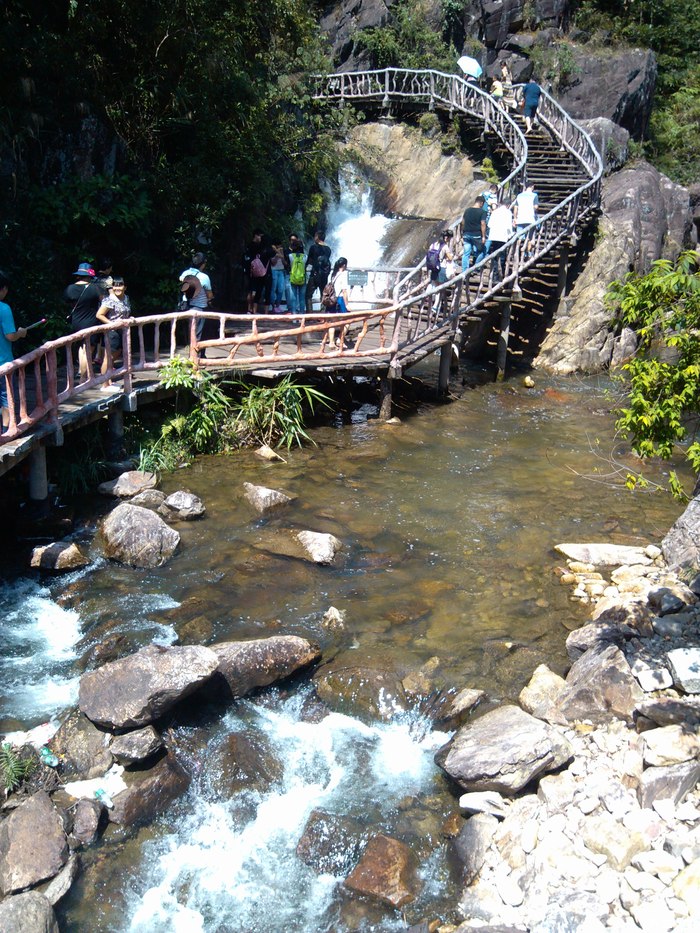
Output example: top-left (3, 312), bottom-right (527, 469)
top-left (461, 196), bottom-right (488, 272)
top-left (305, 231), bottom-right (332, 313)
top-left (522, 77), bottom-right (542, 134)
top-left (0, 271), bottom-right (27, 432)
top-left (96, 277), bottom-right (132, 391)
top-left (179, 252), bottom-right (213, 341)
top-left (64, 263), bottom-right (103, 381)
top-left (512, 182), bottom-right (539, 258)
top-left (487, 201), bottom-right (514, 283)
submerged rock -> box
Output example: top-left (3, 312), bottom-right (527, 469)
top-left (109, 726), bottom-right (163, 766)
top-left (160, 491), bottom-right (206, 521)
top-left (210, 636), bottom-right (320, 699)
top-left (108, 752), bottom-right (191, 828)
top-left (214, 731), bottom-right (283, 795)
top-left (78, 644), bottom-right (219, 729)
top-left (242, 482), bottom-right (295, 513)
top-left (0, 792), bottom-right (68, 895)
top-left (98, 470), bottom-right (157, 498)
top-left (296, 809), bottom-right (366, 875)
top-left (30, 542), bottom-right (89, 572)
top-left (0, 891), bottom-right (59, 933)
top-left (314, 666), bottom-right (408, 722)
top-left (101, 503), bottom-right (180, 568)
top-left (344, 833), bottom-right (419, 908)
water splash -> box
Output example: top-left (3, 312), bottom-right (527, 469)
top-left (325, 165), bottom-right (392, 269)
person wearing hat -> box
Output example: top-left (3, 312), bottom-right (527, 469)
top-left (63, 262), bottom-right (103, 380)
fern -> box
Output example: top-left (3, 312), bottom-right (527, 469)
top-left (1, 743), bottom-right (35, 793)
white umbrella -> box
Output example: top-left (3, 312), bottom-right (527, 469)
top-left (457, 56), bottom-right (483, 79)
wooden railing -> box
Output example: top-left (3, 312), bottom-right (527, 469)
top-left (1, 69), bottom-right (603, 446)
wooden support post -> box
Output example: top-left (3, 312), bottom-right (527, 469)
top-left (379, 376), bottom-right (393, 420)
top-left (438, 343), bottom-right (451, 396)
top-left (496, 298), bottom-right (512, 382)
top-left (555, 242), bottom-right (570, 313)
top-left (28, 445), bottom-right (48, 503)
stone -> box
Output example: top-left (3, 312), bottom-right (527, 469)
top-left (296, 530), bottom-right (342, 565)
top-left (100, 503), bottom-right (180, 568)
top-left (630, 895), bottom-right (678, 932)
top-left (435, 687), bottom-right (485, 728)
top-left (557, 644), bottom-right (643, 725)
top-left (256, 529), bottom-right (342, 565)
top-left (108, 752), bottom-right (190, 827)
top-left (98, 470), bottom-right (157, 498)
top-left (79, 644), bottom-right (219, 729)
top-left (582, 812), bottom-right (649, 870)
top-left (667, 648), bottom-right (700, 694)
top-left (578, 117), bottom-right (630, 174)
top-left (321, 606), bottom-right (345, 631)
top-left (0, 792), bottom-right (68, 895)
top-left (652, 616), bottom-right (687, 638)
top-left (435, 705), bottom-right (572, 794)
top-left (296, 809), bottom-right (365, 875)
top-left (70, 798), bottom-right (103, 847)
top-left (537, 770), bottom-right (578, 814)
top-left (242, 481), bottom-right (295, 513)
top-left (210, 636), bottom-right (320, 699)
top-left (632, 849), bottom-right (683, 882)
top-left (630, 656), bottom-right (674, 693)
top-left (51, 710), bottom-right (113, 779)
top-left (129, 489), bottom-right (166, 510)
top-left (642, 725), bottom-right (700, 767)
top-left (518, 664), bottom-right (566, 724)
top-left (42, 852), bottom-right (79, 906)
top-left (637, 696), bottom-right (700, 728)
top-left (663, 497), bottom-right (700, 573)
top-left (0, 891), bottom-right (59, 933)
top-left (314, 666), bottom-right (408, 722)
top-left (160, 490), bottom-right (205, 521)
top-left (30, 542), bottom-right (89, 571)
top-left (109, 725), bottom-right (163, 765)
top-left (344, 834), bottom-right (419, 908)
top-left (554, 543), bottom-right (652, 566)
top-left (254, 444), bottom-right (284, 461)
top-left (452, 813), bottom-right (498, 885)
top-left (672, 858), bottom-right (700, 914)
top-left (213, 731), bottom-right (283, 795)
top-left (458, 791), bottom-right (509, 819)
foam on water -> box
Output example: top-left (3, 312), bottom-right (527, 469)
top-left (325, 167), bottom-right (392, 269)
top-left (125, 694), bottom-right (448, 933)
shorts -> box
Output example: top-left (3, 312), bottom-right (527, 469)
top-left (524, 103), bottom-right (538, 119)
top-left (105, 329), bottom-right (123, 354)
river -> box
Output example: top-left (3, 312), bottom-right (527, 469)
top-left (0, 358), bottom-right (686, 931)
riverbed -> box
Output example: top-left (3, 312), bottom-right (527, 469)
top-left (0, 363), bottom-right (687, 931)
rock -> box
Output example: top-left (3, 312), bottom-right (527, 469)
top-left (0, 891), bottom-right (59, 933)
top-left (582, 812), bottom-right (649, 870)
top-left (630, 656), bottom-right (674, 693)
top-left (314, 666), bottom-right (408, 722)
top-left (518, 663), bottom-right (566, 723)
top-left (98, 470), bottom-right (157, 498)
top-left (30, 542), bottom-right (89, 571)
top-left (214, 731), bottom-right (283, 795)
top-left (78, 644), bottom-right (219, 729)
top-left (100, 503), bottom-right (180, 568)
top-left (537, 770), bottom-right (578, 815)
top-left (642, 725), bottom-right (700, 767)
top-left (51, 710), bottom-right (113, 780)
top-left (42, 852), bottom-right (79, 906)
top-left (557, 644), bottom-right (643, 725)
top-left (69, 798), bottom-right (103, 847)
top-left (667, 648), bottom-right (700, 694)
top-left (0, 792), bottom-right (68, 895)
top-left (210, 636), bottom-right (320, 699)
top-left (129, 489), bottom-right (166, 510)
top-left (254, 444), bottom-right (284, 461)
top-left (434, 687), bottom-right (485, 729)
top-left (452, 813), bottom-right (499, 886)
top-left (242, 482), bottom-right (295, 513)
top-left (632, 849), bottom-right (683, 882)
top-left (554, 543), bottom-right (652, 566)
top-left (565, 611), bottom-right (651, 661)
top-left (344, 833), bottom-right (419, 908)
top-left (108, 752), bottom-right (190, 827)
top-left (321, 606), bottom-right (345, 631)
top-left (672, 858), bottom-right (700, 915)
top-left (663, 495), bottom-right (700, 573)
top-left (296, 530), bottom-right (342, 565)
top-left (160, 491), bottom-right (205, 521)
top-left (458, 791), bottom-right (509, 819)
top-left (435, 705), bottom-right (572, 794)
top-left (578, 117), bottom-right (630, 174)
top-left (109, 726), bottom-right (163, 766)
top-left (636, 697), bottom-right (700, 727)
top-left (296, 809), bottom-right (366, 875)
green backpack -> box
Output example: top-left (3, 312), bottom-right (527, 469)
top-left (290, 252), bottom-right (306, 286)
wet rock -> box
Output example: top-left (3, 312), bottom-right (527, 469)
top-left (667, 648), bottom-right (700, 694)
top-left (296, 809), bottom-right (366, 875)
top-left (42, 852), bottom-right (79, 906)
top-left (582, 812), bottom-right (649, 870)
top-left (638, 760), bottom-right (700, 810)
top-left (557, 644), bottom-right (643, 725)
top-left (242, 482), bottom-right (295, 513)
top-left (642, 725), bottom-right (700, 767)
top-left (108, 752), bottom-right (190, 827)
top-left (314, 666), bottom-right (408, 722)
top-left (458, 791), bottom-right (509, 819)
top-left (210, 636), bottom-right (320, 699)
top-left (30, 542), bottom-right (89, 571)
top-left (321, 606), bottom-right (345, 631)
top-left (51, 710), bottom-right (113, 780)
top-left (344, 833), bottom-right (419, 908)
top-left (69, 798), bottom-right (103, 847)
top-left (214, 731), bottom-right (283, 795)
top-left (79, 644), bottom-right (219, 729)
top-left (0, 891), bottom-right (59, 933)
top-left (160, 490), bottom-right (206, 521)
top-left (555, 543), bottom-right (652, 566)
top-left (435, 705), bottom-right (572, 794)
top-left (518, 664), bottom-right (566, 724)
top-left (100, 503), bottom-right (180, 568)
top-left (98, 470), bottom-right (157, 498)
top-left (662, 496), bottom-right (700, 573)
top-left (0, 791), bottom-right (68, 895)
top-left (452, 812), bottom-right (499, 885)
top-left (256, 529), bottom-right (342, 565)
top-left (129, 489), bottom-right (166, 510)
top-left (433, 687), bottom-right (486, 729)
top-left (109, 726), bottom-right (163, 766)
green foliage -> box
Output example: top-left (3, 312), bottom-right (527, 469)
top-left (231, 374), bottom-right (332, 449)
top-left (647, 65), bottom-right (700, 186)
top-left (354, 1), bottom-right (457, 71)
top-left (529, 42), bottom-right (581, 90)
top-left (418, 112), bottom-right (441, 139)
top-left (607, 251), bottom-right (700, 496)
top-left (50, 428), bottom-right (109, 497)
top-left (1, 743), bottom-right (35, 793)
top-left (481, 158), bottom-right (500, 184)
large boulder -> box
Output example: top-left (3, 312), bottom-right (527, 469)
top-left (314, 666), bottom-right (408, 722)
top-left (435, 705), bottom-right (572, 794)
top-left (78, 644), bottom-right (219, 729)
top-left (319, 0), bottom-right (392, 69)
top-left (344, 833), bottom-right (419, 908)
top-left (51, 710), bottom-right (113, 780)
top-left (210, 636), bottom-right (320, 699)
top-left (464, 1), bottom-right (571, 52)
top-left (662, 496), bottom-right (700, 574)
top-left (0, 891), bottom-right (59, 933)
top-left (0, 792), bottom-right (68, 895)
top-left (98, 470), bottom-right (157, 498)
top-left (556, 644), bottom-right (643, 725)
top-left (101, 503), bottom-right (180, 568)
top-left (578, 117), bottom-right (630, 174)
top-left (108, 752), bottom-right (191, 827)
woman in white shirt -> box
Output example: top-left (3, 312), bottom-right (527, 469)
top-left (327, 257), bottom-right (349, 349)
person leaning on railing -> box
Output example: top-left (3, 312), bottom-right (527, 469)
top-left (63, 262), bottom-right (103, 381)
top-left (0, 271), bottom-right (27, 431)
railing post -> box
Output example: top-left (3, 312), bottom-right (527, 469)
top-left (122, 324), bottom-right (132, 395)
top-left (189, 315), bottom-right (199, 368)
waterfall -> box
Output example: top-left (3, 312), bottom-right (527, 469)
top-left (323, 165), bottom-right (392, 269)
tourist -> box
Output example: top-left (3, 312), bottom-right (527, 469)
top-left (95, 277), bottom-right (132, 390)
top-left (242, 230), bottom-right (272, 314)
top-left (95, 257), bottom-right (114, 296)
top-left (179, 251), bottom-right (213, 340)
top-left (284, 233), bottom-right (302, 312)
top-left (439, 231), bottom-right (456, 283)
top-left (0, 271), bottom-right (27, 431)
top-left (512, 182), bottom-right (539, 257)
top-left (326, 256), bottom-right (350, 348)
top-left (500, 61), bottom-right (515, 109)
top-left (490, 77), bottom-right (504, 102)
top-left (522, 77), bottom-right (542, 134)
top-left (63, 262), bottom-right (103, 380)
top-left (461, 196), bottom-right (488, 271)
top-left (305, 230), bottom-right (332, 313)
top-left (288, 237), bottom-right (307, 316)
top-left (487, 201), bottom-right (514, 283)
top-left (269, 240), bottom-right (287, 314)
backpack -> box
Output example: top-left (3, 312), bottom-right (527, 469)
top-left (313, 252), bottom-right (331, 278)
top-left (426, 244), bottom-right (441, 272)
top-left (290, 252), bottom-right (306, 286)
top-left (321, 278), bottom-right (337, 309)
top-left (250, 255), bottom-right (268, 278)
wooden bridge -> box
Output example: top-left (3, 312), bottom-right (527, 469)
top-left (0, 68), bottom-right (602, 490)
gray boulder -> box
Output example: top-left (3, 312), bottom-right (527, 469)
top-left (109, 725), bottom-right (164, 765)
top-left (578, 117), bottom-right (630, 174)
top-left (255, 528), bottom-right (342, 565)
top-left (452, 812), bottom-right (499, 885)
top-left (557, 644), bottom-right (643, 724)
top-left (0, 891), bottom-right (59, 933)
top-left (101, 503), bottom-right (180, 568)
top-left (0, 792), bottom-right (68, 895)
top-left (51, 710), bottom-right (113, 779)
top-left (242, 482), bottom-right (295, 514)
top-left (638, 760), bottom-right (700, 810)
top-left (30, 542), bottom-right (89, 572)
top-left (78, 644), bottom-right (219, 729)
top-left (42, 852), bottom-right (79, 906)
top-left (211, 636), bottom-right (320, 699)
top-left (160, 491), bottom-right (206, 521)
top-left (435, 705), bottom-right (572, 794)
top-left (98, 470), bottom-right (157, 498)
top-left (296, 809), bottom-right (366, 875)
top-left (662, 496), bottom-right (700, 573)
top-left (129, 489), bottom-right (166, 510)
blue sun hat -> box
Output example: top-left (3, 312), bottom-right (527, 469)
top-left (73, 263), bottom-right (95, 277)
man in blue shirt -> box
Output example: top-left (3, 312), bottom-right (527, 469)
top-left (0, 271), bottom-right (27, 431)
top-left (523, 78), bottom-right (542, 134)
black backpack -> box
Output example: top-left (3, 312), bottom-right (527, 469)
top-left (314, 252), bottom-right (331, 278)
